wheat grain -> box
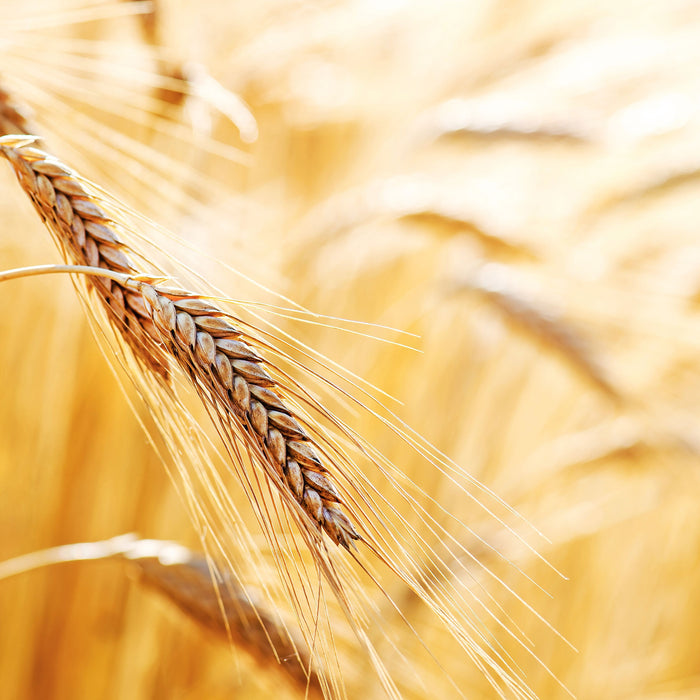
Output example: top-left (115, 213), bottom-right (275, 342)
top-left (0, 136), bottom-right (360, 551)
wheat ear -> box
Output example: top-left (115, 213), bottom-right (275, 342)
top-left (0, 81), bottom-right (36, 136)
top-left (124, 539), bottom-right (323, 697)
top-left (0, 136), bottom-right (360, 550)
top-left (455, 263), bottom-right (619, 399)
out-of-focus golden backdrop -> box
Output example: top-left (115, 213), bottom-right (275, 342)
top-left (2, 1), bottom-right (700, 698)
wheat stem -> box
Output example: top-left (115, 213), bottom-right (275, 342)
top-left (0, 263), bottom-right (165, 287)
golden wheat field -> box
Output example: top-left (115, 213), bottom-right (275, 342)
top-left (1, 1), bottom-right (700, 698)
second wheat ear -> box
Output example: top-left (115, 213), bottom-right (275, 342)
top-left (0, 135), bottom-right (360, 551)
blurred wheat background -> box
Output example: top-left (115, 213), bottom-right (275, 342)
top-left (1, 0), bottom-right (700, 698)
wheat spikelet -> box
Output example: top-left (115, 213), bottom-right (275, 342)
top-left (0, 136), bottom-right (359, 551)
top-left (587, 162), bottom-right (700, 221)
top-left (0, 137), bottom-right (171, 377)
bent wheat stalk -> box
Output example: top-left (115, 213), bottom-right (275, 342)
top-left (0, 136), bottom-right (359, 550)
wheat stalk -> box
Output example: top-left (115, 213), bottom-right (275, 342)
top-left (0, 136), bottom-right (359, 551)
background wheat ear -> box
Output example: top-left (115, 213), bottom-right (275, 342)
top-left (0, 82), bottom-right (37, 136)
top-left (0, 536), bottom-right (322, 698)
top-left (124, 539), bottom-right (324, 698)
